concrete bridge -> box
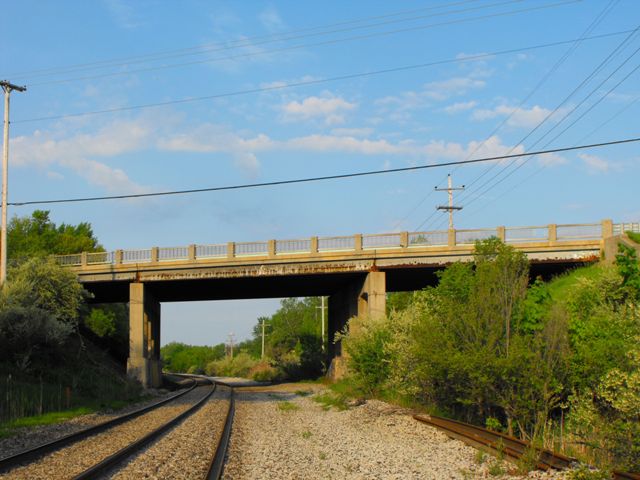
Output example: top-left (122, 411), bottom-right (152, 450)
top-left (56, 219), bottom-right (627, 387)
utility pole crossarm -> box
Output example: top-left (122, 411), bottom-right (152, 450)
top-left (0, 81), bottom-right (27, 93)
top-left (1, 80), bottom-right (27, 286)
top-left (435, 174), bottom-right (464, 230)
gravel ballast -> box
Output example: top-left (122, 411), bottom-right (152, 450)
top-left (0, 385), bottom-right (211, 480)
top-left (223, 385), bottom-right (572, 480)
top-left (111, 385), bottom-right (231, 480)
top-left (0, 387), bottom-right (180, 460)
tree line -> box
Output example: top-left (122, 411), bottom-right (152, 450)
top-left (342, 238), bottom-right (640, 473)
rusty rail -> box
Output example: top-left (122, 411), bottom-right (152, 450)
top-left (414, 414), bottom-right (640, 479)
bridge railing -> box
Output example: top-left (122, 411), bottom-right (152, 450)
top-left (54, 220), bottom-right (623, 267)
top-left (614, 222), bottom-right (640, 235)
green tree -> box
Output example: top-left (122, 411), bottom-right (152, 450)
top-left (0, 258), bottom-right (86, 370)
top-left (7, 210), bottom-right (103, 260)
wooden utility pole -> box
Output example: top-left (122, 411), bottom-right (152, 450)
top-left (227, 332), bottom-right (236, 359)
top-left (260, 318), bottom-right (269, 359)
top-left (0, 81), bottom-right (26, 287)
top-left (435, 174), bottom-right (464, 230)
top-left (316, 297), bottom-right (326, 352)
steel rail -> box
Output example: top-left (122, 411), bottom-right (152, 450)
top-left (414, 414), bottom-right (640, 479)
top-left (0, 377), bottom-right (198, 472)
top-left (72, 379), bottom-right (217, 480)
top-left (206, 381), bottom-right (236, 480)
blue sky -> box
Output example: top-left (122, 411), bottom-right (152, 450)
top-left (2, 0), bottom-right (639, 345)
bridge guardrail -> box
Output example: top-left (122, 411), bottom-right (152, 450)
top-left (614, 222), bottom-right (640, 235)
top-left (53, 220), bottom-right (624, 267)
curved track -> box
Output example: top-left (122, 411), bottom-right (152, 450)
top-left (0, 375), bottom-right (236, 480)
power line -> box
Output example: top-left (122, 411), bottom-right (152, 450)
top-left (409, 0), bottom-right (618, 231)
top-left (14, 29), bottom-right (631, 125)
top-left (463, 94), bottom-right (640, 218)
top-left (25, 0), bottom-right (563, 87)
top-left (8, 137), bottom-right (639, 207)
top-left (23, 0), bottom-right (525, 85)
top-left (416, 0), bottom-right (619, 230)
top-left (6, 0), bottom-right (484, 80)
top-left (437, 23), bottom-right (640, 226)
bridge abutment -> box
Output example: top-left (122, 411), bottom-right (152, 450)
top-left (328, 271), bottom-right (386, 379)
top-left (127, 282), bottom-right (162, 388)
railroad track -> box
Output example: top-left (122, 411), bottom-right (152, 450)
top-left (0, 375), bottom-right (236, 480)
top-left (414, 413), bottom-right (640, 480)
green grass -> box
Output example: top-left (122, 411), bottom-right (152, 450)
top-left (294, 389), bottom-right (312, 397)
top-left (0, 407), bottom-right (94, 438)
top-left (626, 230), bottom-right (640, 244)
top-left (276, 401), bottom-right (299, 412)
top-left (301, 430), bottom-right (312, 439)
top-left (312, 392), bottom-right (349, 411)
top-left (546, 263), bottom-right (606, 303)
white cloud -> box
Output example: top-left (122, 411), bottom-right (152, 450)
top-left (472, 104), bottom-right (555, 128)
top-left (281, 95), bottom-right (357, 125)
top-left (103, 0), bottom-right (141, 29)
top-left (12, 119), bottom-right (153, 194)
top-left (259, 6), bottom-right (284, 32)
top-left (579, 153), bottom-right (611, 174)
top-left (423, 77), bottom-right (486, 101)
top-left (375, 75), bottom-right (486, 116)
top-left (46, 171), bottom-right (64, 181)
top-left (443, 101), bottom-right (477, 114)
top-left (159, 123), bottom-right (531, 170)
top-left (330, 127), bottom-right (374, 137)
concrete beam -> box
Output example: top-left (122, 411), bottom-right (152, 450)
top-left (327, 271), bottom-right (386, 379)
top-left (127, 283), bottom-right (162, 388)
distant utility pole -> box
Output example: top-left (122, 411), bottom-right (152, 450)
top-left (315, 297), bottom-right (326, 352)
top-left (320, 297), bottom-right (326, 352)
top-left (227, 332), bottom-right (236, 359)
top-left (435, 174), bottom-right (464, 230)
top-left (0, 80), bottom-right (26, 287)
top-left (260, 318), bottom-right (269, 359)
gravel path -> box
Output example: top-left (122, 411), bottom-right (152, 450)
top-left (223, 386), bottom-right (571, 480)
top-left (110, 385), bottom-right (231, 480)
top-left (0, 385), bottom-right (211, 480)
top-left (0, 387), bottom-right (182, 459)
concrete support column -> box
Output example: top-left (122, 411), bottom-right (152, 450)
top-left (127, 283), bottom-right (162, 388)
top-left (327, 271), bottom-right (386, 379)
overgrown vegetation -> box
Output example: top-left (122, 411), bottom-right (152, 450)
top-left (161, 296), bottom-right (325, 382)
top-left (342, 238), bottom-right (640, 473)
top-left (0, 211), bottom-right (142, 428)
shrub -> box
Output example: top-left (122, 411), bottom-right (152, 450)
top-left (205, 352), bottom-right (257, 378)
top-left (248, 361), bottom-right (280, 382)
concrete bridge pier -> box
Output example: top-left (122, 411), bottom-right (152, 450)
top-left (327, 271), bottom-right (386, 379)
top-left (127, 282), bottom-right (162, 388)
